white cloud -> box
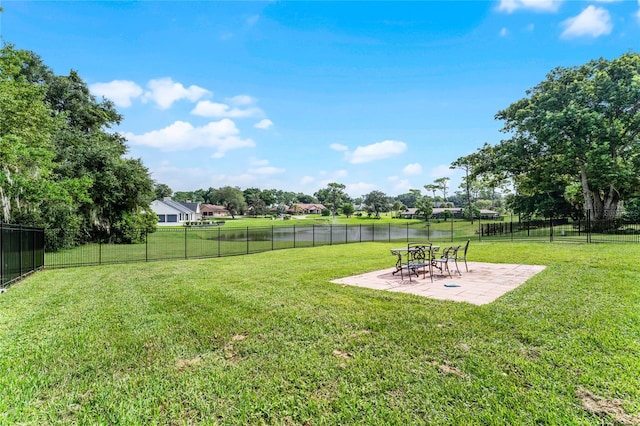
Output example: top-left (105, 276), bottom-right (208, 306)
top-left (561, 6), bottom-right (612, 39)
top-left (124, 119), bottom-right (255, 158)
top-left (429, 164), bottom-right (456, 179)
top-left (228, 95), bottom-right (257, 106)
top-left (300, 176), bottom-right (315, 185)
top-left (636, 1), bottom-right (640, 23)
top-left (403, 163), bottom-right (423, 176)
top-left (345, 182), bottom-right (377, 197)
top-left (89, 80), bottom-right (143, 107)
top-left (191, 100), bottom-right (262, 118)
top-left (500, 27), bottom-right (509, 36)
top-left (143, 78), bottom-right (210, 109)
top-left (248, 166), bottom-right (286, 175)
top-left (392, 179), bottom-right (411, 194)
top-left (330, 143), bottom-right (349, 151)
top-left (254, 119), bottom-right (273, 129)
top-left (347, 140), bottom-right (407, 164)
top-left (497, 0), bottom-right (562, 13)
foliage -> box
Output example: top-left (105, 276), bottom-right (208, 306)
top-left (492, 52), bottom-right (640, 220)
top-left (340, 202), bottom-right (355, 218)
top-left (414, 196), bottom-right (434, 221)
top-left (363, 190), bottom-right (390, 218)
top-left (208, 186), bottom-right (246, 218)
top-left (391, 201), bottom-right (406, 218)
top-left (394, 192), bottom-right (419, 208)
top-left (153, 183), bottom-right (173, 200)
top-left (314, 182), bottom-right (349, 216)
top-left (623, 198), bottom-right (640, 222)
top-left (0, 44), bottom-right (154, 249)
top-left (433, 177), bottom-right (450, 202)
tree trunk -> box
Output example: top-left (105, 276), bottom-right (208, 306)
top-left (579, 163), bottom-right (595, 220)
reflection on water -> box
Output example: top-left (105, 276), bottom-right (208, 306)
top-left (209, 224), bottom-right (450, 243)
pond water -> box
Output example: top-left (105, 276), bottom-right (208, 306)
top-left (210, 225), bottom-right (451, 243)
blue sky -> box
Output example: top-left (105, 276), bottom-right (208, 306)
top-left (2, 1), bottom-right (640, 199)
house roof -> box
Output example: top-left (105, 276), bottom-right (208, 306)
top-left (162, 199), bottom-right (196, 214)
top-left (200, 204), bottom-right (229, 212)
top-left (290, 203), bottom-right (326, 211)
top-left (179, 202), bottom-right (200, 213)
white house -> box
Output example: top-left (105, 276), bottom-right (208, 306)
top-left (150, 198), bottom-right (198, 225)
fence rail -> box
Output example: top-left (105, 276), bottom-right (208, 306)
top-left (44, 213), bottom-right (640, 269)
top-left (1, 223), bottom-right (45, 288)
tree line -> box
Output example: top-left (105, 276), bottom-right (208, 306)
top-left (154, 178), bottom-right (504, 221)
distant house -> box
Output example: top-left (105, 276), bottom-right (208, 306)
top-left (478, 209), bottom-right (501, 219)
top-left (200, 204), bottom-right (230, 218)
top-left (151, 198), bottom-right (198, 225)
top-left (431, 208), bottom-right (463, 219)
top-left (399, 208), bottom-right (420, 219)
top-left (288, 203), bottom-right (327, 215)
top-left (399, 207), bottom-right (463, 219)
top-left (401, 207), bottom-right (500, 220)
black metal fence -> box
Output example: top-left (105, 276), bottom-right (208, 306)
top-left (44, 212), bottom-right (640, 269)
top-left (1, 223), bottom-right (45, 288)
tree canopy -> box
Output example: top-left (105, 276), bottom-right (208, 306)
top-left (0, 44), bottom-right (155, 249)
top-left (462, 52), bottom-right (640, 220)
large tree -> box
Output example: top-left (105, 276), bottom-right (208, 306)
top-left (314, 182), bottom-right (349, 216)
top-left (494, 52), bottom-right (640, 220)
top-left (209, 186), bottom-right (246, 218)
top-left (363, 190), bottom-right (390, 218)
top-left (0, 44), bottom-right (155, 247)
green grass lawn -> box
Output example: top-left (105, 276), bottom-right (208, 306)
top-left (2, 242), bottom-right (639, 424)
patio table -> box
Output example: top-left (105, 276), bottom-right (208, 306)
top-left (390, 245), bottom-right (440, 279)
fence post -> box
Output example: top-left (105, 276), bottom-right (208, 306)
top-left (145, 229), bottom-right (148, 262)
top-left (246, 227), bottom-right (249, 254)
top-left (99, 239), bottom-right (102, 265)
top-left (293, 224), bottom-right (296, 248)
top-left (478, 216), bottom-right (481, 242)
top-left (330, 224), bottom-right (333, 245)
top-left (185, 226), bottom-right (188, 259)
top-left (359, 224), bottom-right (362, 243)
top-left (19, 226), bottom-right (23, 279)
top-left (345, 224), bottom-right (348, 244)
top-left (272, 226), bottom-right (274, 251)
top-left (388, 223), bottom-right (391, 242)
top-left (313, 225), bottom-right (315, 247)
top-left (218, 227), bottom-right (221, 257)
top-left (549, 216), bottom-right (553, 243)
top-left (0, 223), bottom-right (3, 287)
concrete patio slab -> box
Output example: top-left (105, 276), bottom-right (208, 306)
top-left (330, 261), bottom-right (546, 305)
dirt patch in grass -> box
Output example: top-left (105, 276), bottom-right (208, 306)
top-left (176, 356), bottom-right (202, 371)
top-left (223, 332), bottom-right (248, 362)
top-left (578, 387), bottom-right (640, 425)
top-left (428, 360), bottom-right (466, 378)
top-left (332, 349), bottom-right (353, 359)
